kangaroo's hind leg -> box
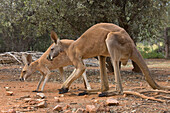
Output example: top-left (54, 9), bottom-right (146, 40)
top-left (98, 56), bottom-right (109, 92)
top-left (106, 32), bottom-right (123, 94)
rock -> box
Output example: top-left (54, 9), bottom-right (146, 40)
top-left (123, 94), bottom-right (127, 97)
top-left (75, 108), bottom-right (85, 113)
top-left (36, 93), bottom-right (45, 99)
top-left (61, 94), bottom-right (64, 97)
top-left (24, 98), bottom-right (32, 103)
top-left (6, 91), bottom-right (13, 96)
top-left (63, 105), bottom-right (70, 110)
top-left (37, 101), bottom-right (47, 108)
top-left (86, 105), bottom-right (97, 113)
top-left (5, 87), bottom-right (10, 91)
top-left (92, 99), bottom-right (99, 103)
top-left (53, 105), bottom-right (62, 111)
top-left (54, 97), bottom-right (60, 102)
top-left (28, 100), bottom-right (37, 105)
top-left (106, 98), bottom-right (119, 106)
top-left (36, 99), bottom-right (46, 102)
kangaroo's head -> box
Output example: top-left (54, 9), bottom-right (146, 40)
top-left (20, 54), bottom-right (38, 81)
top-left (47, 31), bottom-right (64, 61)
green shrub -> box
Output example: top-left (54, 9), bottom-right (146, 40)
top-left (137, 44), bottom-right (164, 59)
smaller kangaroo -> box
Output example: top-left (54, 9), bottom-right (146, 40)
top-left (20, 40), bottom-right (91, 92)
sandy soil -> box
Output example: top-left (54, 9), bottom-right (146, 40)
top-left (0, 59), bottom-right (170, 113)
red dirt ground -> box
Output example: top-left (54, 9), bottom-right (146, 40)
top-left (0, 59), bottom-right (170, 113)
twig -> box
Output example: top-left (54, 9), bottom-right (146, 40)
top-left (123, 91), bottom-right (166, 103)
top-left (154, 95), bottom-right (170, 100)
top-left (139, 89), bottom-right (170, 94)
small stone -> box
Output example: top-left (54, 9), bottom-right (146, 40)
top-left (86, 105), bottom-right (97, 113)
top-left (6, 91), bottom-right (13, 96)
top-left (63, 105), bottom-right (70, 110)
top-left (5, 87), bottom-right (10, 91)
top-left (24, 98), bottom-right (32, 103)
top-left (28, 100), bottom-right (37, 105)
top-left (106, 98), bottom-right (119, 106)
top-left (61, 94), bottom-right (64, 97)
top-left (54, 97), bottom-right (60, 102)
top-left (123, 94), bottom-right (127, 97)
top-left (53, 105), bottom-right (62, 111)
top-left (92, 99), bottom-right (99, 103)
top-left (37, 101), bottom-right (47, 108)
top-left (36, 93), bottom-right (45, 99)
top-left (75, 108), bottom-right (85, 113)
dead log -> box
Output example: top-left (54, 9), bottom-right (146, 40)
top-left (0, 51), bottom-right (43, 65)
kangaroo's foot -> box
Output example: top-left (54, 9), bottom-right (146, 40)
top-left (58, 88), bottom-right (69, 94)
top-left (98, 90), bottom-right (122, 97)
top-left (78, 91), bottom-right (88, 96)
top-left (98, 92), bottom-right (108, 97)
top-left (32, 90), bottom-right (42, 93)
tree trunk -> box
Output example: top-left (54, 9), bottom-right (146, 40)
top-left (165, 27), bottom-right (170, 58)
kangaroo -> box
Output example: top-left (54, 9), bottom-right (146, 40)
top-left (20, 40), bottom-right (91, 92)
top-left (47, 23), bottom-right (170, 96)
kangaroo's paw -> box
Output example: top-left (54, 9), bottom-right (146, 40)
top-left (98, 90), bottom-right (120, 97)
top-left (78, 91), bottom-right (88, 96)
top-left (58, 88), bottom-right (69, 94)
top-left (98, 92), bottom-right (108, 97)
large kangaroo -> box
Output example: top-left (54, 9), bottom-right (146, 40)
top-left (47, 23), bottom-right (170, 95)
top-left (20, 40), bottom-right (91, 92)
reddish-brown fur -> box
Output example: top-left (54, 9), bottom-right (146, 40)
top-left (20, 40), bottom-right (91, 92)
top-left (48, 23), bottom-right (170, 95)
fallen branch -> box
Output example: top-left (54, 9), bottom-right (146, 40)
top-left (154, 95), bottom-right (170, 100)
top-left (123, 91), bottom-right (166, 103)
top-left (139, 89), bottom-right (170, 94)
top-left (6, 52), bottom-right (22, 64)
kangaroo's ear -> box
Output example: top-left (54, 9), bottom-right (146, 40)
top-left (22, 54), bottom-right (28, 65)
top-left (51, 31), bottom-right (60, 44)
top-left (27, 54), bottom-right (32, 65)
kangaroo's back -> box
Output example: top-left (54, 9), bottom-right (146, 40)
top-left (39, 40), bottom-right (74, 70)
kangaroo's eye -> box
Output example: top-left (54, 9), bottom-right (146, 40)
top-left (23, 71), bottom-right (26, 73)
top-left (51, 48), bottom-right (54, 51)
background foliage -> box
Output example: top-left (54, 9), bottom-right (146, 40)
top-left (0, 0), bottom-right (169, 56)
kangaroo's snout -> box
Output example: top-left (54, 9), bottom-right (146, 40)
top-left (20, 77), bottom-right (24, 82)
top-left (47, 55), bottom-right (53, 61)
